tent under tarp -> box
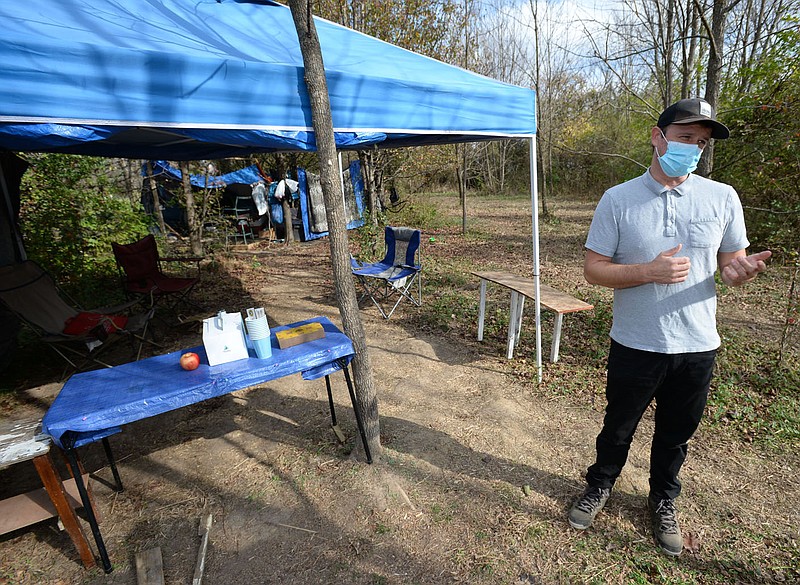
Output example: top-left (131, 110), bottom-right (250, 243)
top-left (141, 160), bottom-right (365, 240)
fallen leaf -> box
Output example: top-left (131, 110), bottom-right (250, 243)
top-left (683, 531), bottom-right (702, 554)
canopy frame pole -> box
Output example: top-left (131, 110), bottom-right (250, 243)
top-left (529, 137), bottom-right (542, 382)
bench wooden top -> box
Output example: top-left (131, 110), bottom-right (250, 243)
top-left (0, 418), bottom-right (50, 470)
top-left (472, 271), bottom-right (593, 314)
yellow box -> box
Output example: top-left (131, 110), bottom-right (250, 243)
top-left (276, 322), bottom-right (326, 349)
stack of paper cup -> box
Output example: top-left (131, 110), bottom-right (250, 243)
top-left (245, 307), bottom-right (272, 359)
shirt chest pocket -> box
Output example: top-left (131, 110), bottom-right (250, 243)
top-left (689, 218), bottom-right (722, 248)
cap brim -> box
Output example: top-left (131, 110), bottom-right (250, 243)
top-left (671, 116), bottom-right (730, 139)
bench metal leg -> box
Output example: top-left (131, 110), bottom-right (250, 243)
top-left (551, 312), bottom-right (564, 362)
top-left (477, 279), bottom-right (487, 341)
top-left (514, 296), bottom-right (525, 347)
top-left (507, 291), bottom-right (520, 359)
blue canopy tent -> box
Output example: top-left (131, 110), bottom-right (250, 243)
top-left (0, 0), bottom-right (543, 376)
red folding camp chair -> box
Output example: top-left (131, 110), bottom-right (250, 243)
top-left (111, 234), bottom-right (202, 321)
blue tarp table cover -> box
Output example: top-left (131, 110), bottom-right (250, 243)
top-left (42, 317), bottom-right (353, 449)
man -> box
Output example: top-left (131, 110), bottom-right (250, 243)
top-left (568, 98), bottom-right (771, 556)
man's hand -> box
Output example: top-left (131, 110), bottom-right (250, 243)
top-left (720, 250), bottom-right (771, 286)
top-left (647, 244), bottom-right (691, 284)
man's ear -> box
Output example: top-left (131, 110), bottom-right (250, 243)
top-left (651, 126), bottom-right (664, 152)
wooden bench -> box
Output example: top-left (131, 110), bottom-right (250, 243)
top-left (472, 271), bottom-right (594, 362)
top-left (0, 418), bottom-right (96, 569)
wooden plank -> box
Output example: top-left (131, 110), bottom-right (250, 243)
top-left (471, 271), bottom-right (593, 313)
top-left (0, 473), bottom-right (88, 535)
top-left (192, 514), bottom-right (213, 585)
top-left (135, 547), bottom-right (165, 585)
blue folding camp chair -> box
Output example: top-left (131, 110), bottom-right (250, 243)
top-left (351, 226), bottom-right (422, 319)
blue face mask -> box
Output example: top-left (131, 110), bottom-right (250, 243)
top-left (657, 131), bottom-right (703, 177)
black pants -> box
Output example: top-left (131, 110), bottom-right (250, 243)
top-left (585, 340), bottom-right (717, 501)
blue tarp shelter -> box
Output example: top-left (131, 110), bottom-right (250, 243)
top-left (143, 159), bottom-right (365, 240)
top-left (0, 0), bottom-right (544, 375)
top-left (145, 161), bottom-right (266, 190)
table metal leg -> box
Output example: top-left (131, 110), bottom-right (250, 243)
top-left (325, 375), bottom-right (338, 427)
top-left (325, 375), bottom-right (347, 443)
top-left (101, 438), bottom-right (123, 492)
top-left (64, 447), bottom-right (113, 573)
top-left (339, 361), bottom-right (373, 464)
top-left (514, 295), bottom-right (525, 346)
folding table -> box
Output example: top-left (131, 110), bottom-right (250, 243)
top-left (42, 316), bottom-right (371, 573)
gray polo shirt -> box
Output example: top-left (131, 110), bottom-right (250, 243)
top-left (585, 169), bottom-right (749, 353)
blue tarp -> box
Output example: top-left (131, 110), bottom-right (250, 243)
top-left (0, 0), bottom-right (536, 160)
top-left (297, 162), bottom-right (365, 240)
top-left (42, 317), bottom-right (354, 449)
top-left (144, 161), bottom-right (266, 189)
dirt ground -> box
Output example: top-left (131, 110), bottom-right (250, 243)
top-left (1, 195), bottom-right (798, 584)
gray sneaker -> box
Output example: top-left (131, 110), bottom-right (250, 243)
top-left (568, 486), bottom-right (611, 529)
top-left (648, 496), bottom-right (683, 556)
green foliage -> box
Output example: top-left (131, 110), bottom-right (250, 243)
top-left (553, 90), bottom-right (654, 199)
top-left (314, 0), bottom-right (462, 64)
top-left (351, 197), bottom-right (443, 263)
top-left (715, 21), bottom-right (800, 258)
top-left (390, 196), bottom-right (442, 230)
top-left (709, 323), bottom-right (800, 447)
top-left (19, 154), bottom-right (149, 302)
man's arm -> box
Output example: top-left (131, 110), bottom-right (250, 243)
top-left (718, 249), bottom-right (771, 286)
top-left (584, 245), bottom-right (692, 289)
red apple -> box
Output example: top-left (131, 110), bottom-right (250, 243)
top-left (180, 352), bottom-right (200, 371)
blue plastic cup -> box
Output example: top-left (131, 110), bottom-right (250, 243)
top-left (252, 336), bottom-right (272, 359)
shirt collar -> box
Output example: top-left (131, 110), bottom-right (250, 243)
top-left (645, 167), bottom-right (694, 196)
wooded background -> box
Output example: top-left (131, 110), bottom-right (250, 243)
top-left (17, 0), bottom-right (799, 280)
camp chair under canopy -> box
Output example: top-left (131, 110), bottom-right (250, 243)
top-left (351, 226), bottom-right (422, 319)
top-left (224, 193), bottom-right (257, 245)
top-left (0, 260), bottom-right (155, 373)
top-left (111, 234), bottom-right (202, 320)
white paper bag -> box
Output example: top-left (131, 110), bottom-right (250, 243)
top-left (202, 310), bottom-right (249, 366)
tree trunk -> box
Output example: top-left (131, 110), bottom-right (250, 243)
top-left (288, 0), bottom-right (381, 461)
top-left (358, 149), bottom-right (379, 224)
top-left (179, 161), bottom-right (203, 256)
top-left (274, 154), bottom-right (294, 243)
top-left (146, 161), bottom-right (168, 237)
top-left (698, 0), bottom-right (726, 177)
top-left (456, 144), bottom-right (467, 234)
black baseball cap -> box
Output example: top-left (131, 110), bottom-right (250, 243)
top-left (657, 98), bottom-right (729, 139)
